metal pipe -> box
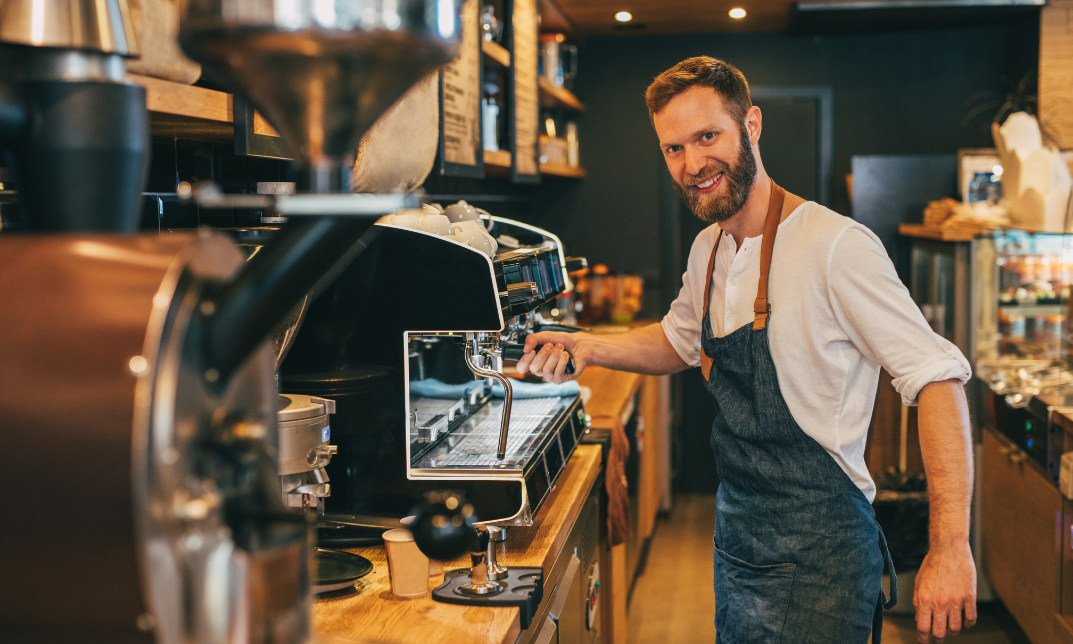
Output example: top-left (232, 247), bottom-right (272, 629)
top-left (464, 341), bottom-right (513, 460)
top-left (202, 217), bottom-right (382, 385)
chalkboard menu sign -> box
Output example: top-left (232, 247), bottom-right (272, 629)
top-left (438, 0), bottom-right (484, 177)
top-left (509, 0), bottom-right (540, 183)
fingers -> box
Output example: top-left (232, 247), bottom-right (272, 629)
top-left (522, 343), bottom-right (559, 379)
top-left (947, 601), bottom-right (963, 636)
top-left (551, 348), bottom-right (574, 382)
top-left (523, 332), bottom-right (557, 353)
top-left (963, 596), bottom-right (978, 629)
top-left (523, 343), bottom-right (573, 383)
top-left (916, 605), bottom-right (933, 644)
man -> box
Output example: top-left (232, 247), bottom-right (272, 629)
top-left (516, 57), bottom-right (976, 644)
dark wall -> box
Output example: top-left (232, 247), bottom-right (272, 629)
top-left (531, 23), bottom-right (1037, 493)
top-left (530, 22), bottom-right (1037, 320)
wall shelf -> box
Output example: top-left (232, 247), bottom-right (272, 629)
top-left (483, 148), bottom-right (512, 177)
top-left (131, 74), bottom-right (234, 141)
top-left (482, 40), bottom-right (510, 68)
top-left (133, 75), bottom-right (587, 181)
top-left (540, 161), bottom-right (585, 178)
top-left (538, 77), bottom-right (584, 111)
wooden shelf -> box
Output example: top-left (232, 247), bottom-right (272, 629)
top-left (483, 148), bottom-right (512, 177)
top-left (898, 223), bottom-right (979, 242)
top-left (539, 77), bottom-right (584, 111)
top-left (130, 74), bottom-right (234, 141)
top-left (132, 76), bottom-right (588, 182)
top-left (540, 161), bottom-right (585, 178)
top-left (482, 40), bottom-right (510, 67)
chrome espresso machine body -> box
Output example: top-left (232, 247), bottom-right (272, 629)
top-left (281, 215), bottom-right (587, 527)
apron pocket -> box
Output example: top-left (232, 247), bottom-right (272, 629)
top-left (714, 546), bottom-right (797, 644)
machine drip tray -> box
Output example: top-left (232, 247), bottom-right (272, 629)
top-left (432, 567), bottom-right (544, 628)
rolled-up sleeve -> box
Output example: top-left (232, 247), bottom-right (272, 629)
top-left (827, 225), bottom-right (971, 406)
top-left (661, 227), bottom-right (717, 368)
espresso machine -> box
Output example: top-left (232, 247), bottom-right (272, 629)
top-left (0, 0), bottom-right (462, 642)
top-left (280, 209), bottom-right (588, 537)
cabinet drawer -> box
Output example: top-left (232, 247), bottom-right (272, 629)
top-left (982, 428), bottom-right (1062, 644)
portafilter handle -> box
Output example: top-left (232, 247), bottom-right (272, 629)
top-left (500, 335), bottom-right (575, 374)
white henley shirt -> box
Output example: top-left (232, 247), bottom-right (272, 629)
top-left (661, 201), bottom-right (971, 502)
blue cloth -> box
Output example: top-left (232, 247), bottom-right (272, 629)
top-left (409, 378), bottom-right (580, 400)
top-left (701, 278), bottom-right (896, 641)
top-left (490, 379), bottom-right (580, 399)
top-left (408, 378), bottom-right (480, 399)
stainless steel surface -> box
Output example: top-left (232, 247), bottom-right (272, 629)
top-left (180, 0), bottom-right (462, 181)
top-left (486, 525), bottom-right (508, 581)
top-left (278, 393), bottom-right (336, 511)
top-left (278, 394), bottom-right (334, 422)
top-left (0, 48), bottom-right (126, 81)
top-left (464, 339), bottom-right (513, 459)
top-left (194, 188), bottom-right (418, 214)
top-left (0, 0), bottom-right (139, 55)
top-left (0, 234), bottom-right (309, 643)
top-left (460, 549), bottom-right (502, 595)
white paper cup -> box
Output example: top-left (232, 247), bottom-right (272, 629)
top-left (428, 559), bottom-right (444, 576)
top-left (400, 516), bottom-right (442, 576)
top-left (382, 528), bottom-right (430, 596)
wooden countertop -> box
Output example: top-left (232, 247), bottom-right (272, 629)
top-left (312, 444), bottom-right (603, 644)
top-left (577, 366), bottom-right (645, 429)
top-left (1051, 408), bottom-right (1073, 437)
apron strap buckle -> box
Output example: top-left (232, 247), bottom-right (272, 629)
top-left (752, 299), bottom-right (771, 331)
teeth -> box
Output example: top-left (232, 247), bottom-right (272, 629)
top-left (697, 172), bottom-right (722, 189)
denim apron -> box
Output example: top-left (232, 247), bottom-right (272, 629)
top-left (700, 183), bottom-right (897, 643)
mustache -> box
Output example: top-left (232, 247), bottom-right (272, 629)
top-left (683, 163), bottom-right (730, 188)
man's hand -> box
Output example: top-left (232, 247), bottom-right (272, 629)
top-left (913, 541), bottom-right (977, 643)
top-left (513, 323), bottom-right (690, 380)
top-left (515, 331), bottom-right (588, 384)
top-left (914, 379), bottom-right (976, 644)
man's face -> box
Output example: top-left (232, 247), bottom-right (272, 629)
top-left (653, 86), bottom-right (758, 224)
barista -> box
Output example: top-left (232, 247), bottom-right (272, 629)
top-left (517, 57), bottom-right (975, 644)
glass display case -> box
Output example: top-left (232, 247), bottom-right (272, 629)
top-left (975, 229), bottom-right (1073, 364)
top-left (906, 229), bottom-right (1073, 394)
top-left (906, 227), bottom-right (1073, 476)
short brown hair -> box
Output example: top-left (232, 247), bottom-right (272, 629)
top-left (645, 57), bottom-right (752, 124)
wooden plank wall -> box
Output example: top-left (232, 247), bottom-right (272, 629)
top-left (1040, 0), bottom-right (1073, 149)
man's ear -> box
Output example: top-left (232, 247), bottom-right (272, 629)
top-left (745, 105), bottom-right (762, 146)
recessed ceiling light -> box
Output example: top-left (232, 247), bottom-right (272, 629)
top-left (729, 7), bottom-right (746, 19)
top-left (615, 11), bottom-right (633, 22)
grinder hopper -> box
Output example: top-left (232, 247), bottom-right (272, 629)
top-left (180, 0), bottom-right (461, 192)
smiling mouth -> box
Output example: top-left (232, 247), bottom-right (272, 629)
top-left (694, 171), bottom-right (724, 190)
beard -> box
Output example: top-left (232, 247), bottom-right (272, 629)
top-left (674, 126), bottom-right (758, 224)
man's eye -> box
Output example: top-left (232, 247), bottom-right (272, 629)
top-left (666, 146), bottom-right (681, 154)
top-left (703, 132), bottom-right (714, 141)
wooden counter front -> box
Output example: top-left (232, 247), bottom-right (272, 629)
top-left (313, 444), bottom-right (603, 644)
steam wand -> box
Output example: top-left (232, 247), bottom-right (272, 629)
top-left (463, 339), bottom-right (513, 459)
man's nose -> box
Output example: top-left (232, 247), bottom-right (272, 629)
top-left (683, 146), bottom-right (707, 177)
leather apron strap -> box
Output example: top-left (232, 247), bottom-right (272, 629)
top-left (701, 181), bottom-right (786, 382)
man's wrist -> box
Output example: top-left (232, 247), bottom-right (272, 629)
top-left (929, 531), bottom-right (970, 550)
